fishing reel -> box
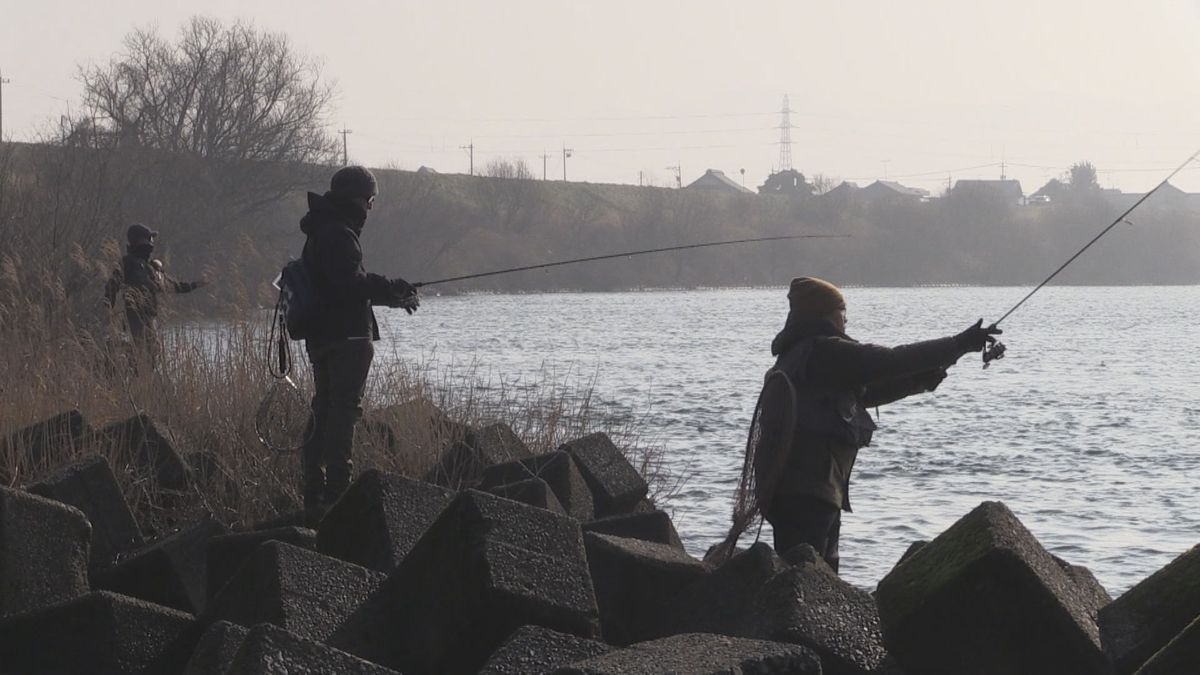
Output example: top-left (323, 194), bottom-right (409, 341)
top-left (983, 339), bottom-right (1006, 369)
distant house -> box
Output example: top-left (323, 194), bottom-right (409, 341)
top-left (686, 169), bottom-right (754, 194)
top-left (416, 166), bottom-right (439, 175)
top-left (952, 179), bottom-right (1024, 205)
top-left (758, 169), bottom-right (813, 196)
top-left (860, 180), bottom-right (928, 203)
top-left (820, 181), bottom-right (861, 201)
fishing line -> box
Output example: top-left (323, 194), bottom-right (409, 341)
top-left (981, 148), bottom-right (1200, 367)
top-left (412, 233), bottom-right (849, 288)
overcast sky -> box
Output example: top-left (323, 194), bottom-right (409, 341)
top-left (3, 0), bottom-right (1200, 194)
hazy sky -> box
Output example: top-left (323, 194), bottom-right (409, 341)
top-left (4, 1), bottom-right (1200, 194)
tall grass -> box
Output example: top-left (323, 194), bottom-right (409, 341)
top-left (0, 296), bottom-right (679, 537)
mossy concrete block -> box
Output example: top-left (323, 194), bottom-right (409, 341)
top-left (583, 510), bottom-right (683, 550)
top-left (92, 516), bottom-right (228, 615)
top-left (316, 469), bottom-right (455, 573)
top-left (552, 633), bottom-right (822, 675)
top-left (429, 421), bottom-right (534, 487)
top-left (331, 489), bottom-right (601, 675)
top-left (205, 540), bottom-right (384, 642)
top-left (95, 414), bottom-right (192, 490)
top-left (560, 432), bottom-right (648, 517)
top-left (28, 454), bottom-right (143, 569)
top-left (876, 501), bottom-right (1108, 675)
top-left (0, 485), bottom-right (91, 618)
top-left (489, 476), bottom-right (568, 515)
top-left (226, 623), bottom-right (399, 675)
top-left (0, 590), bottom-right (200, 675)
top-left (183, 620), bottom-right (247, 675)
top-left (1, 409), bottom-right (90, 471)
top-left (741, 544), bottom-right (887, 675)
top-left (660, 542), bottom-right (786, 637)
top-left (583, 531), bottom-right (709, 645)
top-left (207, 526), bottom-right (317, 600)
top-left (1100, 543), bottom-right (1200, 674)
top-left (1052, 553), bottom-right (1112, 625)
top-left (479, 625), bottom-right (611, 675)
top-left (1133, 613), bottom-right (1200, 675)
top-left (897, 540), bottom-right (928, 567)
top-left (482, 450), bottom-right (595, 521)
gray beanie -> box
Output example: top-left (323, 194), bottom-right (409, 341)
top-left (330, 165), bottom-right (378, 200)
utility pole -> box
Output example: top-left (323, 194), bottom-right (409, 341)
top-left (461, 141), bottom-right (474, 176)
top-left (338, 128), bottom-right (352, 166)
top-left (539, 152), bottom-right (551, 180)
top-left (0, 70), bottom-right (10, 141)
top-left (665, 165), bottom-right (681, 189)
top-left (561, 144), bottom-right (573, 181)
top-left (740, 168), bottom-right (746, 187)
top-left (638, 170), bottom-right (643, 187)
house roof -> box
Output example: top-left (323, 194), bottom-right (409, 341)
top-left (953, 179), bottom-right (1024, 199)
top-left (864, 180), bottom-right (928, 198)
top-left (686, 169), bottom-right (754, 194)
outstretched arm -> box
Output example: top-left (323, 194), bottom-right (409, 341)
top-left (861, 368), bottom-right (947, 407)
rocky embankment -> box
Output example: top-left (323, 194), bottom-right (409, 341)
top-left (0, 409), bottom-right (1197, 674)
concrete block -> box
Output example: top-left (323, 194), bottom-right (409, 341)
top-left (1, 409), bottom-right (90, 471)
top-left (316, 469), bottom-right (455, 572)
top-left (207, 526), bottom-right (317, 600)
top-left (876, 501), bottom-right (1108, 675)
top-left (560, 432), bottom-right (647, 517)
top-left (205, 540), bottom-right (384, 642)
top-left (183, 620), bottom-right (247, 675)
top-left (332, 489), bottom-right (601, 675)
top-left (1133, 614), bottom-right (1200, 675)
top-left (369, 398), bottom-right (472, 479)
top-left (1100, 543), bottom-right (1200, 674)
top-left (0, 590), bottom-right (200, 675)
top-left (583, 531), bottom-right (708, 645)
top-left (741, 544), bottom-right (888, 675)
top-left (482, 450), bottom-right (595, 521)
top-left (429, 421), bottom-right (533, 487)
top-left (583, 510), bottom-right (683, 549)
top-left (95, 414), bottom-right (191, 490)
top-left (660, 542), bottom-right (786, 637)
top-left (28, 454), bottom-right (143, 569)
top-left (93, 516), bottom-right (227, 615)
top-left (489, 476), bottom-right (568, 515)
top-left (479, 625), bottom-right (611, 675)
top-left (1052, 553), bottom-right (1112, 624)
top-left (226, 623), bottom-right (399, 675)
top-left (553, 633), bottom-right (822, 675)
top-left (0, 485), bottom-right (90, 617)
top-left (185, 450), bottom-right (241, 502)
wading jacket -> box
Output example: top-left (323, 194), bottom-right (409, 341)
top-left (105, 250), bottom-right (203, 327)
top-left (769, 316), bottom-right (969, 511)
top-left (299, 191), bottom-right (398, 347)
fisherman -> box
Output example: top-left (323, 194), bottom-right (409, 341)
top-left (104, 223), bottom-right (208, 371)
top-left (759, 277), bottom-right (999, 571)
top-left (298, 166), bottom-right (419, 515)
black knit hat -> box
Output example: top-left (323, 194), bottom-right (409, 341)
top-left (126, 223), bottom-right (158, 243)
top-left (330, 165), bottom-right (378, 200)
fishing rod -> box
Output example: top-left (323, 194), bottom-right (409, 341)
top-left (411, 233), bottom-right (848, 288)
top-left (981, 148), bottom-right (1200, 367)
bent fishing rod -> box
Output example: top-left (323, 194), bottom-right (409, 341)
top-left (411, 233), bottom-right (849, 288)
top-left (980, 148), bottom-right (1200, 368)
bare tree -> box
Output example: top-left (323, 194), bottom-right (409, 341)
top-left (484, 157), bottom-right (534, 180)
top-left (80, 17), bottom-right (338, 167)
top-left (811, 173), bottom-right (840, 195)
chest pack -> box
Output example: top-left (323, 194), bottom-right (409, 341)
top-left (777, 339), bottom-right (877, 448)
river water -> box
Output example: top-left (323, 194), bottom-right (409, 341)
top-left (378, 286), bottom-right (1200, 594)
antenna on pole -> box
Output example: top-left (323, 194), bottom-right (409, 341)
top-left (562, 144), bottom-right (573, 181)
top-left (665, 165), bottom-right (681, 188)
top-left (777, 94), bottom-right (793, 172)
top-left (460, 141), bottom-right (474, 175)
top-left (0, 70), bottom-right (11, 141)
top-left (338, 127), bottom-right (352, 166)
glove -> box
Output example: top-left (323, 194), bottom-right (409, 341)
top-left (389, 278), bottom-right (420, 314)
top-left (954, 319), bottom-right (1002, 352)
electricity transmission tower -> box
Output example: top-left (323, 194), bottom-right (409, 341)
top-left (777, 95), bottom-right (793, 172)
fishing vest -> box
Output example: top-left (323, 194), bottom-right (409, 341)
top-left (775, 338), bottom-right (877, 449)
top-left (120, 254), bottom-right (166, 319)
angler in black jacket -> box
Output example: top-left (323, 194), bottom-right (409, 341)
top-left (298, 165), bottom-right (418, 512)
top-left (760, 277), bottom-right (999, 571)
top-left (104, 223), bottom-right (207, 370)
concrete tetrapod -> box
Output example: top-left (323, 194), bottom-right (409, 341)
top-left (482, 450), bottom-right (597, 521)
top-left (479, 624), bottom-right (612, 675)
top-left (552, 633), bottom-right (822, 674)
top-left (1100, 543), bottom-right (1200, 674)
top-left (0, 485), bottom-right (91, 618)
top-left (560, 432), bottom-right (648, 517)
top-left (225, 623), bottom-right (399, 674)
